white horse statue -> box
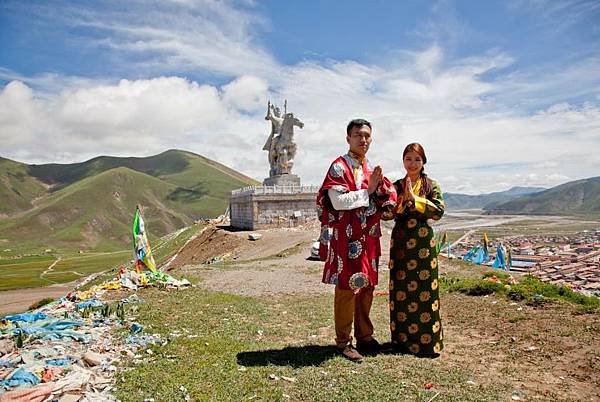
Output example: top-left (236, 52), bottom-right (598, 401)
top-left (263, 101), bottom-right (304, 176)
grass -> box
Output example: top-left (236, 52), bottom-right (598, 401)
top-left (0, 150), bottom-right (256, 254)
top-left (441, 271), bottom-right (600, 313)
top-left (480, 220), bottom-right (599, 239)
top-left (114, 285), bottom-right (507, 401)
top-left (0, 223), bottom-right (205, 291)
top-left (0, 251), bottom-right (130, 291)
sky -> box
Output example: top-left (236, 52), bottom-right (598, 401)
top-left (0, 0), bottom-right (599, 194)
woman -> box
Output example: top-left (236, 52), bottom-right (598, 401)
top-left (388, 143), bottom-right (445, 356)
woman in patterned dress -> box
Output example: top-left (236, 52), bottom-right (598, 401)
top-left (388, 143), bottom-right (445, 356)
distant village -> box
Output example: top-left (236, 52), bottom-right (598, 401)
top-left (451, 230), bottom-right (600, 296)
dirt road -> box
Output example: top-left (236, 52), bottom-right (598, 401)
top-left (178, 224), bottom-right (392, 297)
top-left (0, 281), bottom-right (77, 316)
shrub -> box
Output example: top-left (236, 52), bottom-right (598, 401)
top-left (28, 297), bottom-right (55, 310)
top-left (443, 273), bottom-right (599, 312)
top-left (442, 277), bottom-right (504, 296)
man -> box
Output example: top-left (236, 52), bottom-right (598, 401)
top-left (316, 119), bottom-right (396, 362)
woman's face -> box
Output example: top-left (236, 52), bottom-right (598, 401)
top-left (403, 150), bottom-right (424, 176)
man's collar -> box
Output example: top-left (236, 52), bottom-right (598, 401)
top-left (345, 151), bottom-right (366, 167)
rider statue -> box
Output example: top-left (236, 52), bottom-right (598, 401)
top-left (263, 101), bottom-right (304, 180)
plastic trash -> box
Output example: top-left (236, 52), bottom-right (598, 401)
top-left (130, 322), bottom-right (143, 334)
top-left (3, 312), bottom-right (48, 323)
top-left (0, 367), bottom-right (41, 388)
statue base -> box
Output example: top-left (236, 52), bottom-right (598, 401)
top-left (263, 174), bottom-right (301, 186)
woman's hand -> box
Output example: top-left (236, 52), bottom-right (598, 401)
top-left (404, 177), bottom-right (416, 202)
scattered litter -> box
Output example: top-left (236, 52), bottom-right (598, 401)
top-left (281, 376), bottom-right (296, 383)
top-left (511, 390), bottom-right (525, 400)
top-left (427, 392), bottom-right (440, 402)
top-left (83, 352), bottom-right (104, 367)
top-left (130, 322), bottom-right (143, 334)
top-left (0, 367), bottom-right (40, 388)
top-left (517, 307), bottom-right (523, 311)
top-left (4, 312), bottom-right (48, 323)
top-left (179, 385), bottom-right (191, 401)
top-left (0, 264), bottom-right (191, 401)
top-left (0, 339), bottom-right (15, 355)
top-left (424, 382), bottom-right (434, 389)
top-left (466, 380), bottom-right (476, 385)
top-left (248, 233), bottom-right (262, 241)
top-left (268, 374), bottom-right (280, 381)
top-left (0, 383), bottom-right (53, 401)
top-left (59, 393), bottom-right (83, 402)
top-left (237, 366), bottom-right (247, 372)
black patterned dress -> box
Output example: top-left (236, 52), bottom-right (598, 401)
top-left (389, 177), bottom-right (445, 355)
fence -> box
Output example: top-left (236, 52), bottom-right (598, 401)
top-left (231, 185), bottom-right (319, 196)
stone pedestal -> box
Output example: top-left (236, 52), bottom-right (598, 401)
top-left (230, 185), bottom-right (319, 230)
top-left (263, 174), bottom-right (301, 186)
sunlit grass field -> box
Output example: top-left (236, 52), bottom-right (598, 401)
top-left (0, 223), bottom-right (205, 291)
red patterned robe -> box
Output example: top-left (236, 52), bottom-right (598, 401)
top-left (316, 154), bottom-right (396, 291)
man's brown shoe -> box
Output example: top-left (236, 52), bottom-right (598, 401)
top-left (339, 345), bottom-right (363, 362)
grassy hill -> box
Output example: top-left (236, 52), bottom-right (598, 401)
top-left (0, 150), bottom-right (258, 252)
top-left (485, 177), bottom-right (600, 218)
top-left (444, 186), bottom-right (545, 210)
top-left (0, 157), bottom-right (48, 215)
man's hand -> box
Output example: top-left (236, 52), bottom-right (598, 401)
top-left (368, 166), bottom-right (383, 194)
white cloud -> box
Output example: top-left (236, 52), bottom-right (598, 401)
top-left (2, 44), bottom-right (599, 193)
top-left (52, 0), bottom-right (278, 79)
top-left (222, 75), bottom-right (269, 113)
top-left (1, 2), bottom-right (599, 194)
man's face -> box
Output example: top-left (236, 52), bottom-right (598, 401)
top-left (346, 125), bottom-right (372, 157)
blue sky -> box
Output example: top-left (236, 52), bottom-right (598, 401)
top-left (0, 0), bottom-right (599, 193)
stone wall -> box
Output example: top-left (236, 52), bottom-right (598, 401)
top-left (230, 186), bottom-right (319, 230)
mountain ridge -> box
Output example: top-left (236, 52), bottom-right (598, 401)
top-left (484, 177), bottom-right (600, 218)
top-left (444, 186), bottom-right (546, 210)
top-left (0, 150), bottom-right (258, 251)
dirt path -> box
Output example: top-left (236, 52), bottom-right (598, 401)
top-left (0, 280), bottom-right (78, 316)
top-left (179, 225), bottom-right (329, 296)
top-left (177, 224), bottom-right (392, 297)
top-left (39, 257), bottom-right (61, 281)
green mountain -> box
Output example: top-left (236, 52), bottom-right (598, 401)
top-left (0, 157), bottom-right (48, 215)
top-left (444, 186), bottom-right (545, 210)
top-left (0, 150), bottom-right (258, 251)
top-left (484, 177), bottom-right (600, 218)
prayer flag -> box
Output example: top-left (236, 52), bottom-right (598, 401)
top-left (132, 206), bottom-right (157, 273)
top-left (492, 244), bottom-right (506, 269)
top-left (482, 232), bottom-right (490, 261)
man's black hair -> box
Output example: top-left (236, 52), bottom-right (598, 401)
top-left (346, 119), bottom-right (372, 135)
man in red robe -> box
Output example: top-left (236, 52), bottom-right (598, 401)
top-left (316, 119), bottom-right (396, 362)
